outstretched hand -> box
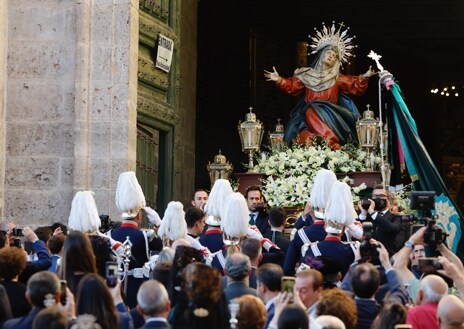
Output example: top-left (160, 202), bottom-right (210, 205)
top-left (362, 65), bottom-right (377, 78)
top-left (264, 66), bottom-right (281, 82)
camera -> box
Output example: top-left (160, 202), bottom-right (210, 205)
top-left (359, 222), bottom-right (379, 260)
top-left (373, 198), bottom-right (387, 211)
top-left (361, 199), bottom-right (371, 210)
top-left (105, 261), bottom-right (119, 287)
top-left (12, 227), bottom-right (23, 236)
top-left (408, 191), bottom-right (447, 246)
top-left (99, 214), bottom-right (120, 233)
top-left (60, 280), bottom-right (67, 305)
top-left (423, 220), bottom-right (446, 246)
top-left (417, 257), bottom-right (443, 272)
top-left (11, 238), bottom-right (22, 248)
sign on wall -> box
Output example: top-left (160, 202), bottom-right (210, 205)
top-left (155, 34), bottom-right (174, 73)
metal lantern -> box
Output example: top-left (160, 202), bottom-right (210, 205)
top-left (207, 149), bottom-right (233, 188)
top-left (356, 105), bottom-right (380, 171)
top-left (269, 118), bottom-right (286, 152)
top-left (238, 107), bottom-right (264, 171)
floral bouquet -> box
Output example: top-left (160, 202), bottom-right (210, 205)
top-left (253, 141), bottom-right (379, 207)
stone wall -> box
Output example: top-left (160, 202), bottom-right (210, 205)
top-left (0, 0), bottom-right (7, 221)
top-left (3, 0), bottom-right (139, 225)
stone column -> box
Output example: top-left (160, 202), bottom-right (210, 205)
top-left (0, 0), bottom-right (7, 220)
top-left (4, 0), bottom-right (139, 224)
top-left (73, 0), bottom-right (139, 218)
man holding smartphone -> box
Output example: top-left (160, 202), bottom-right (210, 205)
top-left (6, 226), bottom-right (52, 285)
top-left (295, 269), bottom-right (323, 319)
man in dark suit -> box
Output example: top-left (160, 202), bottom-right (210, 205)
top-left (341, 242), bottom-right (409, 329)
top-left (256, 263), bottom-right (283, 329)
top-left (136, 280), bottom-right (171, 329)
top-left (264, 207), bottom-right (290, 255)
top-left (358, 184), bottom-right (404, 256)
top-left (223, 253), bottom-right (257, 302)
top-left (245, 186), bottom-right (271, 235)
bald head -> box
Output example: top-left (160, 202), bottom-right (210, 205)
top-left (313, 315), bottom-right (346, 329)
top-left (438, 295), bottom-right (464, 329)
top-left (225, 253), bottom-right (251, 281)
top-left (419, 274), bottom-right (448, 304)
top-left (137, 280), bottom-right (170, 318)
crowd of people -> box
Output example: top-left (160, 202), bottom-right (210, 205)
top-left (0, 169), bottom-right (464, 329)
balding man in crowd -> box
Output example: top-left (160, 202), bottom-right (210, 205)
top-left (406, 274), bottom-right (448, 329)
top-left (136, 280), bottom-right (171, 329)
top-left (295, 269), bottom-right (323, 319)
top-left (223, 253), bottom-right (257, 302)
top-left (437, 294), bottom-right (464, 329)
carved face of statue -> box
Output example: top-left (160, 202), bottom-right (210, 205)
top-left (322, 49), bottom-right (338, 69)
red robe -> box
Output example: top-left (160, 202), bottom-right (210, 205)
top-left (277, 73), bottom-right (369, 148)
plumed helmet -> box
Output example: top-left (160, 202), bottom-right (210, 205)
top-left (203, 179), bottom-right (233, 221)
top-left (309, 168), bottom-right (337, 211)
top-left (68, 191), bottom-right (101, 233)
top-left (158, 201), bottom-right (187, 242)
top-left (115, 171), bottom-right (146, 219)
top-left (221, 192), bottom-right (249, 243)
top-left (324, 181), bottom-right (356, 234)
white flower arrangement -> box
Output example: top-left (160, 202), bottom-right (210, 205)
top-left (253, 142), bottom-right (376, 207)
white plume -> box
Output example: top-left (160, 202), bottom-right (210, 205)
top-left (221, 192), bottom-right (249, 238)
top-left (158, 201), bottom-right (187, 241)
top-left (324, 181), bottom-right (357, 233)
top-left (204, 179), bottom-right (233, 219)
top-left (309, 168), bottom-right (337, 210)
top-left (68, 191), bottom-right (101, 233)
top-left (115, 171), bottom-right (146, 218)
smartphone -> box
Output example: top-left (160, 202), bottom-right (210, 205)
top-left (417, 257), bottom-right (443, 272)
top-left (281, 276), bottom-right (295, 302)
top-left (12, 238), bottom-right (22, 249)
top-left (105, 261), bottom-right (119, 288)
top-left (60, 280), bottom-right (67, 305)
top-left (12, 227), bottom-right (23, 236)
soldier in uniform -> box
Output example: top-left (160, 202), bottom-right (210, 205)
top-left (302, 181), bottom-right (360, 278)
top-left (108, 171), bottom-right (163, 308)
top-left (284, 169), bottom-right (362, 276)
top-left (283, 169), bottom-right (336, 276)
top-left (199, 215), bottom-right (224, 253)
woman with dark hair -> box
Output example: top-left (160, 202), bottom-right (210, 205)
top-left (170, 261), bottom-right (230, 329)
top-left (61, 231), bottom-right (97, 294)
top-left (0, 285), bottom-right (12, 328)
top-left (167, 245), bottom-right (204, 308)
top-left (264, 22), bottom-right (376, 149)
top-left (75, 273), bottom-right (134, 329)
top-left (370, 302), bottom-right (407, 329)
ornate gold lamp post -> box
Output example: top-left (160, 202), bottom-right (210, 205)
top-left (356, 105), bottom-right (380, 171)
top-left (238, 107), bottom-right (264, 172)
top-left (269, 118), bottom-right (286, 152)
top-left (207, 149), bottom-right (233, 188)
